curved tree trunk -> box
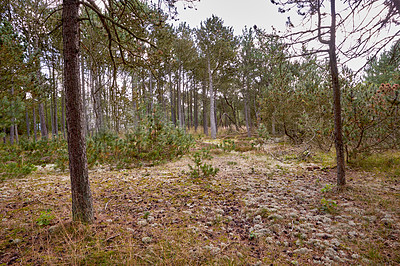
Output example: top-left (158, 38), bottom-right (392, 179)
top-left (63, 0), bottom-right (94, 223)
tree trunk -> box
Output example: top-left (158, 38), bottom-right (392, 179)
top-left (329, 0), bottom-right (345, 187)
top-left (202, 80), bottom-right (208, 136)
top-left (61, 87), bottom-right (66, 138)
top-left (53, 64), bottom-right (58, 137)
top-left (33, 106), bottom-right (37, 142)
top-left (131, 74), bottom-right (138, 128)
top-left (51, 91), bottom-right (55, 137)
top-left (63, 0), bottom-right (94, 223)
top-left (208, 58), bottom-right (217, 139)
top-left (194, 83), bottom-right (198, 132)
top-left (81, 54), bottom-right (87, 136)
top-left (244, 76), bottom-right (251, 138)
top-left (9, 123), bottom-right (14, 145)
top-left (169, 69), bottom-right (176, 126)
top-left (93, 66), bottom-right (103, 133)
top-left (10, 88), bottom-right (15, 145)
top-left (177, 67), bottom-right (183, 128)
top-left (189, 83), bottom-right (193, 129)
top-left (14, 125), bottom-right (18, 144)
top-left (26, 109), bottom-right (30, 139)
top-left (39, 102), bottom-right (48, 140)
top-left (181, 69), bottom-right (186, 129)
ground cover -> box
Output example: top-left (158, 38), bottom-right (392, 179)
top-left (0, 139), bottom-right (399, 265)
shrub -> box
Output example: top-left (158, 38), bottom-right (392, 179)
top-left (187, 149), bottom-right (219, 178)
top-left (86, 109), bottom-right (194, 168)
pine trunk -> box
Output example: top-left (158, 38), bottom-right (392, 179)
top-left (329, 0), bottom-right (345, 187)
top-left (169, 70), bottom-right (176, 126)
top-left (14, 125), bottom-right (18, 144)
top-left (26, 109), bottom-right (30, 139)
top-left (81, 55), bottom-right (87, 136)
top-left (194, 83), bottom-right (198, 132)
top-left (202, 80), bottom-right (208, 136)
top-left (244, 77), bottom-right (251, 137)
top-left (33, 106), bottom-right (37, 142)
top-left (208, 58), bottom-right (216, 139)
top-left (39, 102), bottom-right (48, 140)
top-left (63, 0), bottom-right (94, 223)
top-left (53, 64), bottom-right (58, 137)
top-left (177, 67), bottom-right (183, 128)
top-left (61, 88), bottom-right (66, 138)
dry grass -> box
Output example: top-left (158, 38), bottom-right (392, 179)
top-left (0, 140), bottom-right (399, 265)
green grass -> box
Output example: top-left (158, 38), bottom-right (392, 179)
top-left (350, 151), bottom-right (400, 179)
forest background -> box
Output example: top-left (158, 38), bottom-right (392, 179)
top-left (1, 0), bottom-right (399, 177)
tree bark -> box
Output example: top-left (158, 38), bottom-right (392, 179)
top-left (26, 109), bottom-right (30, 139)
top-left (177, 66), bottom-right (183, 128)
top-left (39, 102), bottom-right (48, 140)
top-left (328, 0), bottom-right (345, 186)
top-left (50, 92), bottom-right (55, 137)
top-left (9, 123), bottom-right (14, 145)
top-left (202, 79), bottom-right (208, 136)
top-left (244, 77), bottom-right (251, 138)
top-left (61, 87), bottom-right (66, 138)
top-left (93, 66), bottom-right (103, 133)
top-left (53, 63), bottom-right (58, 137)
top-left (63, 0), bottom-right (94, 223)
top-left (14, 125), bottom-right (18, 144)
top-left (194, 82), bottom-right (198, 132)
top-left (169, 68), bottom-right (176, 126)
top-left (10, 88), bottom-right (15, 145)
top-left (81, 54), bottom-right (88, 136)
top-left (208, 58), bottom-right (217, 139)
top-left (33, 106), bottom-right (37, 142)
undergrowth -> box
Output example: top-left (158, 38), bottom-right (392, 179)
top-left (349, 151), bottom-right (400, 179)
top-left (0, 112), bottom-right (193, 179)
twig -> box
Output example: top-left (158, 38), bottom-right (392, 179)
top-left (106, 234), bottom-right (120, 242)
top-left (105, 199), bottom-right (112, 211)
top-left (267, 152), bottom-right (285, 163)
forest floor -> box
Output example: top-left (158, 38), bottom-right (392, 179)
top-left (0, 137), bottom-right (399, 265)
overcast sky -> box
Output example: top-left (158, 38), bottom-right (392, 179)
top-left (172, 0), bottom-right (291, 34)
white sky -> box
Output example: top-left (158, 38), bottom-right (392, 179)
top-left (172, 0), bottom-right (290, 34)
top-left (170, 0), bottom-right (398, 74)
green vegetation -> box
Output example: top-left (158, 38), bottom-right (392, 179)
top-left (218, 139), bottom-right (236, 152)
top-left (319, 197), bottom-right (338, 214)
top-left (349, 151), bottom-right (400, 178)
top-left (187, 148), bottom-right (219, 178)
top-left (87, 111), bottom-right (193, 168)
top-left (36, 209), bottom-right (55, 226)
top-left (0, 111), bottom-right (193, 179)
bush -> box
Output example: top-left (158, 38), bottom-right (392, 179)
top-left (0, 110), bottom-right (193, 179)
top-left (187, 149), bottom-right (219, 178)
top-left (86, 110), bottom-right (194, 168)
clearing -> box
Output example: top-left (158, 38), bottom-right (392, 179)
top-left (0, 139), bottom-right (399, 265)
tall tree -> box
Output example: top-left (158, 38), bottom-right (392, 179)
top-left (271, 0), bottom-right (400, 186)
top-left (63, 0), bottom-right (94, 223)
top-left (270, 0), bottom-right (345, 186)
top-left (197, 15), bottom-right (238, 139)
